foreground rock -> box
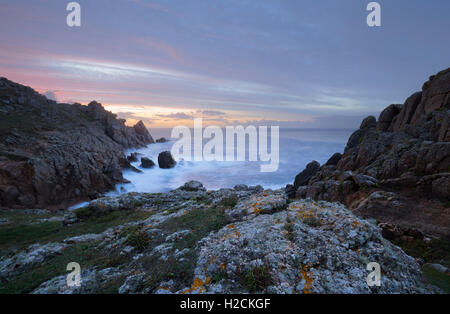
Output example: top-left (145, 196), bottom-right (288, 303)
top-left (0, 78), bottom-right (154, 209)
top-left (0, 184), bottom-right (438, 294)
top-left (289, 68), bottom-right (450, 237)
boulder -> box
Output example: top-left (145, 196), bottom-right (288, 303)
top-left (156, 137), bottom-right (168, 143)
top-left (294, 161), bottom-right (320, 189)
top-left (158, 151), bottom-right (176, 169)
top-left (179, 181), bottom-right (206, 192)
top-left (325, 153), bottom-right (342, 166)
top-left (377, 104), bottom-right (402, 132)
top-left (140, 157), bottom-right (155, 169)
top-left (360, 115), bottom-right (377, 129)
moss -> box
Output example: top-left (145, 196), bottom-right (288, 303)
top-left (74, 206), bottom-right (95, 220)
top-left (393, 237), bottom-right (450, 267)
top-left (422, 265), bottom-right (450, 293)
top-left (124, 227), bottom-right (151, 252)
top-left (141, 253), bottom-right (197, 292)
top-left (219, 195), bottom-right (238, 208)
top-left (161, 206), bottom-right (227, 251)
top-left (284, 218), bottom-right (295, 241)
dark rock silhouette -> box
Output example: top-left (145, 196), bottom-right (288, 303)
top-left (293, 161), bottom-right (320, 189)
top-left (140, 157), bottom-right (155, 168)
top-left (288, 67), bottom-right (450, 237)
top-left (156, 137), bottom-right (168, 143)
top-left (158, 151), bottom-right (176, 169)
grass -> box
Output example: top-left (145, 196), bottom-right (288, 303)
top-left (393, 237), bottom-right (450, 267)
top-left (0, 207), bottom-right (148, 294)
top-left (138, 205), bottom-right (230, 292)
top-left (238, 264), bottom-right (273, 293)
top-left (284, 218), bottom-right (295, 241)
top-left (422, 265), bottom-right (450, 293)
top-left (124, 227), bottom-right (151, 252)
top-left (0, 241), bottom-right (114, 294)
top-left (0, 209), bottom-right (152, 252)
top-left (219, 195), bottom-right (238, 208)
top-left (161, 206), bottom-right (228, 251)
top-left (393, 237), bottom-right (450, 293)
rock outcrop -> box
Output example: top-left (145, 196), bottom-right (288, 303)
top-left (0, 78), bottom-right (154, 209)
top-left (288, 68), bottom-right (450, 237)
top-left (0, 184), bottom-right (439, 294)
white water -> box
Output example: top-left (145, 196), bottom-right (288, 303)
top-left (106, 128), bottom-right (354, 196)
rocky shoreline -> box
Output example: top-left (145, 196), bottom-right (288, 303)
top-left (0, 182), bottom-right (441, 294)
top-left (0, 69), bottom-right (449, 294)
top-left (286, 68), bottom-right (450, 239)
top-left (0, 78), bottom-right (154, 209)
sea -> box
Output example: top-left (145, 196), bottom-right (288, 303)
top-left (108, 128), bottom-right (354, 195)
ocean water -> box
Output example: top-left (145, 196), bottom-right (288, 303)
top-left (108, 128), bottom-right (354, 195)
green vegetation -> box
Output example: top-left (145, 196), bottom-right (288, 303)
top-left (393, 237), bottom-right (450, 293)
top-left (73, 206), bottom-right (95, 220)
top-left (284, 218), bottom-right (295, 241)
top-left (219, 195), bottom-right (238, 208)
top-left (211, 269), bottom-right (228, 284)
top-left (0, 241), bottom-right (100, 294)
top-left (161, 206), bottom-right (228, 251)
top-left (0, 209), bottom-right (152, 252)
top-left (139, 205), bottom-right (230, 292)
top-left (422, 265), bottom-right (450, 293)
top-left (124, 227), bottom-right (151, 252)
top-left (393, 237), bottom-right (450, 267)
top-left (238, 264), bottom-right (273, 293)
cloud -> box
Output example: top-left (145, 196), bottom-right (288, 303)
top-left (156, 112), bottom-right (193, 120)
top-left (199, 110), bottom-right (226, 116)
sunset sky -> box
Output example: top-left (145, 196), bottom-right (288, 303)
top-left (0, 0), bottom-right (449, 128)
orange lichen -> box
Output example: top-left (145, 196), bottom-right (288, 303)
top-left (219, 263), bottom-right (227, 270)
top-left (227, 225), bottom-right (235, 229)
top-left (252, 207), bottom-right (262, 214)
top-left (182, 276), bottom-right (211, 294)
top-left (300, 266), bottom-right (314, 294)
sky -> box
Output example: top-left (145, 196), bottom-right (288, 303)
top-left (0, 0), bottom-right (449, 128)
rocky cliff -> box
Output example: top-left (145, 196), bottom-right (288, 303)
top-left (0, 78), bottom-right (154, 209)
top-left (287, 68), bottom-right (450, 238)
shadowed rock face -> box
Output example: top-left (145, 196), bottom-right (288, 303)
top-left (0, 78), bottom-right (154, 209)
top-left (158, 151), bottom-right (176, 169)
top-left (289, 68), bottom-right (450, 237)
